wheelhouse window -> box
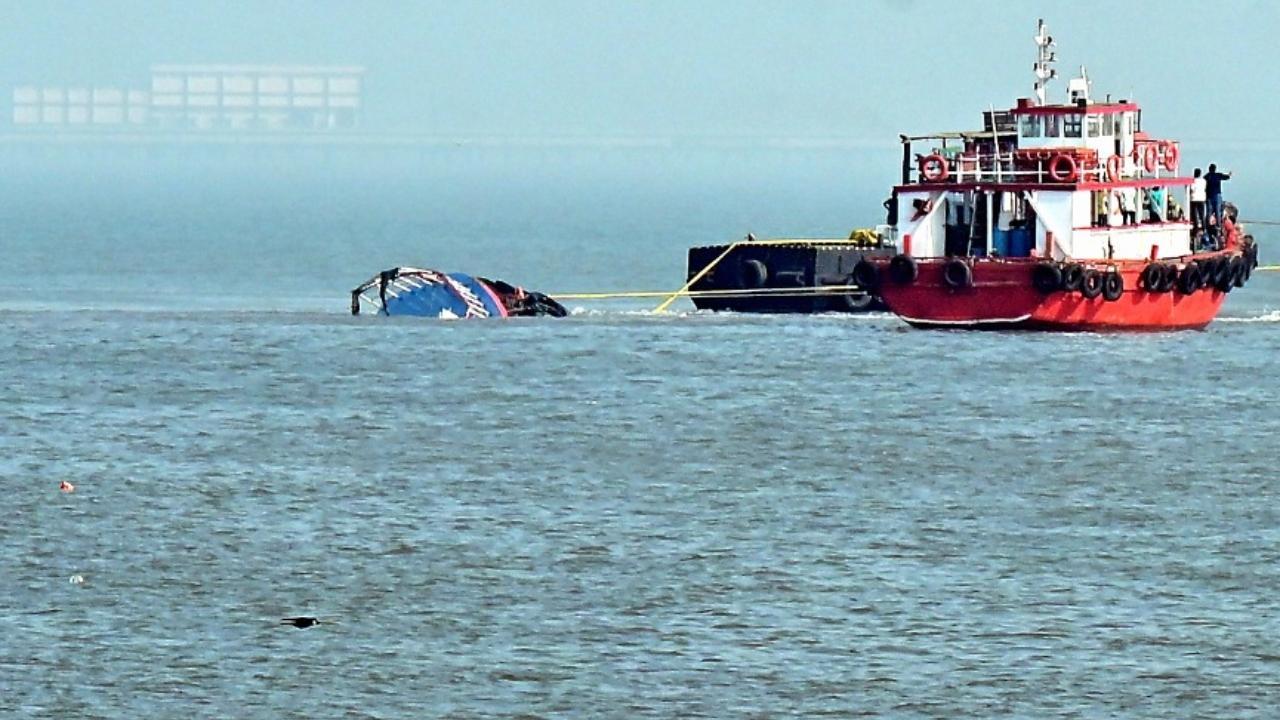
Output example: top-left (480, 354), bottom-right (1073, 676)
top-left (1044, 114), bottom-right (1061, 137)
top-left (1086, 115), bottom-right (1100, 137)
top-left (1020, 114), bottom-right (1041, 138)
top-left (1102, 115), bottom-right (1116, 136)
top-left (1064, 113), bottom-right (1083, 138)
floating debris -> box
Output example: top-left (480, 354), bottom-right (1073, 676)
top-left (59, 481), bottom-right (75, 493)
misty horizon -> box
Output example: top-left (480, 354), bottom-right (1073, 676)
top-left (4, 1), bottom-right (1278, 144)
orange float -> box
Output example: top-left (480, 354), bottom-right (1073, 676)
top-left (919, 154), bottom-right (949, 182)
top-left (1049, 153), bottom-right (1079, 182)
top-left (1106, 154), bottom-right (1123, 182)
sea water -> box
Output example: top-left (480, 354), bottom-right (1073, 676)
top-left (2, 146), bottom-right (1279, 717)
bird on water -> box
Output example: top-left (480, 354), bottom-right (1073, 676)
top-left (280, 616), bottom-right (323, 629)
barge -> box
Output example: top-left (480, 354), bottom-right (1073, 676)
top-left (685, 232), bottom-right (894, 313)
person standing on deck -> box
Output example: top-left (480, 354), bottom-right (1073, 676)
top-left (1190, 168), bottom-right (1207, 232)
top-left (1148, 186), bottom-right (1167, 222)
top-left (1204, 163), bottom-right (1232, 238)
top-left (1119, 186), bottom-right (1138, 225)
top-left (1223, 216), bottom-right (1241, 251)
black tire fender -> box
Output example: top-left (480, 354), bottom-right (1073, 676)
top-left (851, 259), bottom-right (880, 291)
top-left (1031, 262), bottom-right (1063, 294)
top-left (1228, 256), bottom-right (1246, 290)
top-left (1080, 268), bottom-right (1103, 299)
top-left (1212, 257), bottom-right (1232, 288)
top-left (1177, 262), bottom-right (1202, 294)
top-left (1139, 263), bottom-right (1163, 292)
top-left (835, 292), bottom-right (875, 312)
top-left (942, 258), bottom-right (973, 289)
top-left (1101, 270), bottom-right (1124, 301)
top-left (1061, 263), bottom-right (1084, 292)
top-left (1157, 263), bottom-right (1177, 292)
top-left (737, 258), bottom-right (769, 289)
top-left (887, 254), bottom-right (919, 285)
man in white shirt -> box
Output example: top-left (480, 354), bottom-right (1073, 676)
top-left (1119, 186), bottom-right (1138, 225)
top-left (1190, 167), bottom-right (1207, 232)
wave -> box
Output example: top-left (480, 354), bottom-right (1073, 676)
top-left (1218, 309), bottom-right (1280, 323)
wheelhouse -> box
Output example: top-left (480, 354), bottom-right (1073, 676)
top-left (890, 22), bottom-right (1192, 264)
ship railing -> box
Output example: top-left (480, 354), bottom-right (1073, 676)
top-left (912, 148), bottom-right (1180, 185)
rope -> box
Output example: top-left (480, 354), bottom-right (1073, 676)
top-left (651, 237), bottom-right (880, 313)
top-left (554, 285), bottom-right (865, 300)
top-left (1241, 220), bottom-right (1280, 226)
top-left (653, 242), bottom-right (742, 313)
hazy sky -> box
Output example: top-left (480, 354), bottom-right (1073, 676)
top-left (5, 0), bottom-right (1277, 142)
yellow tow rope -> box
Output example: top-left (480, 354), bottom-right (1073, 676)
top-left (551, 240), bottom-right (1276, 308)
top-left (553, 285), bottom-right (864, 301)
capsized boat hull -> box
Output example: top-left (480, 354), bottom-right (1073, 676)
top-left (351, 267), bottom-right (567, 318)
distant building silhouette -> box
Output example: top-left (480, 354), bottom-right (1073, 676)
top-left (12, 64), bottom-right (364, 132)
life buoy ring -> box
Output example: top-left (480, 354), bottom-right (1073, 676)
top-left (1162, 143), bottom-right (1179, 171)
top-left (1080, 268), bottom-right (1103, 299)
top-left (1049, 153), bottom-right (1078, 183)
top-left (851, 259), bottom-right (881, 291)
top-left (1106, 154), bottom-right (1123, 182)
top-left (919, 154), bottom-right (949, 183)
top-left (1143, 144), bottom-right (1159, 173)
top-left (887, 254), bottom-right (918, 285)
top-left (1102, 271), bottom-right (1124, 301)
top-left (1060, 263), bottom-right (1084, 292)
top-left (737, 258), bottom-right (769, 289)
top-left (1031, 262), bottom-right (1063, 294)
top-left (942, 258), bottom-right (972, 289)
top-left (1177, 262), bottom-right (1202, 294)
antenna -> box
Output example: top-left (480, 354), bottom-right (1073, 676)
top-left (1068, 65), bottom-right (1092, 104)
top-left (1032, 19), bottom-right (1057, 106)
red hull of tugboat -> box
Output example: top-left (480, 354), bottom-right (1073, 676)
top-left (875, 256), bottom-right (1233, 331)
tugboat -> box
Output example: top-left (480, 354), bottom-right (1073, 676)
top-left (857, 20), bottom-right (1258, 330)
top-left (350, 267), bottom-right (567, 318)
